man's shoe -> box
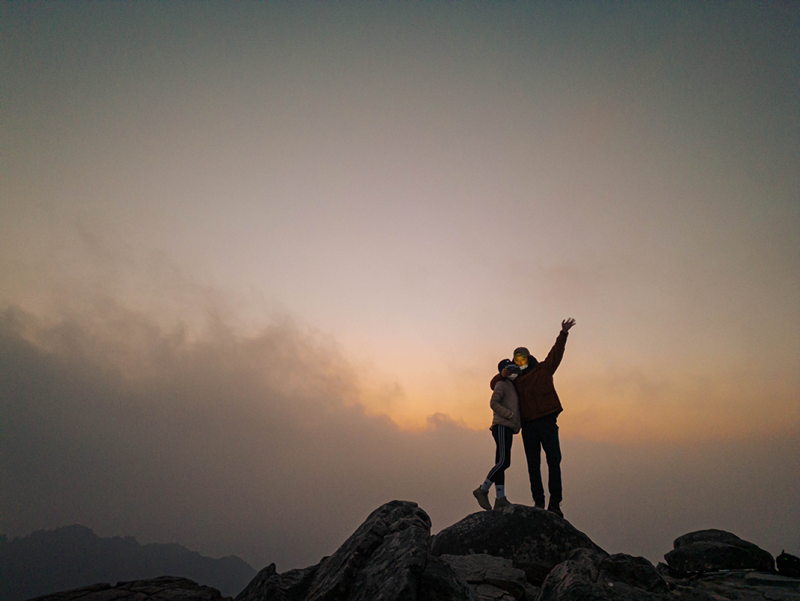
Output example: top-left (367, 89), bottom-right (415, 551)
top-left (494, 496), bottom-right (511, 510)
top-left (473, 487), bottom-right (492, 511)
top-left (547, 498), bottom-right (564, 518)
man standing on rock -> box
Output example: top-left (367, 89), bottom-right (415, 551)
top-left (491, 318), bottom-right (575, 518)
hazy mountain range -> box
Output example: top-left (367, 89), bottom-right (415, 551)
top-left (0, 525), bottom-right (256, 600)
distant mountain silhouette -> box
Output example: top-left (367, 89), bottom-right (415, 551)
top-left (0, 524), bottom-right (256, 600)
top-left (5, 504), bottom-right (795, 601)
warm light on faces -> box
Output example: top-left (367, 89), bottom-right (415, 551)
top-left (514, 355), bottom-right (528, 367)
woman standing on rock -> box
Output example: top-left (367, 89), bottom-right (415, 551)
top-left (473, 359), bottom-right (521, 511)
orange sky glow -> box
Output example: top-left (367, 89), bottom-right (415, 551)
top-left (2, 0), bottom-right (798, 576)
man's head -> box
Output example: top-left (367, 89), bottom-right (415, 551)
top-left (513, 347), bottom-right (537, 368)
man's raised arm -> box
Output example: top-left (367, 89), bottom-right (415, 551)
top-left (542, 318), bottom-right (576, 375)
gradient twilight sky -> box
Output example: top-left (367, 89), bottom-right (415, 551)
top-left (2, 1), bottom-right (799, 578)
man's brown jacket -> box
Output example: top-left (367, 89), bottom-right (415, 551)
top-left (491, 330), bottom-right (568, 421)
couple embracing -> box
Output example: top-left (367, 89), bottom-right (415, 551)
top-left (473, 318), bottom-right (576, 517)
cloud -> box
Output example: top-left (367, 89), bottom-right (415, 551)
top-left (559, 363), bottom-right (800, 444)
top-left (0, 303), bottom-right (489, 569)
top-left (2, 301), bottom-right (798, 574)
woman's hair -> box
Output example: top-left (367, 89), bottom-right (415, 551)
top-left (497, 359), bottom-right (519, 375)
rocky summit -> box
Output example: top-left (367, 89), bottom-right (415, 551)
top-left (663, 528), bottom-right (776, 576)
top-left (26, 501), bottom-right (800, 601)
top-left (431, 503), bottom-right (605, 585)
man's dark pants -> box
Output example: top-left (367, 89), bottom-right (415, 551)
top-left (520, 413), bottom-right (562, 504)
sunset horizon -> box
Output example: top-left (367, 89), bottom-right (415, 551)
top-left (2, 0), bottom-right (798, 580)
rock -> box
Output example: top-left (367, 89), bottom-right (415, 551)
top-left (473, 583), bottom-right (516, 600)
top-left (671, 571), bottom-right (800, 601)
top-left (745, 572), bottom-right (800, 588)
top-left (778, 551), bottom-right (800, 578)
top-left (236, 500), bottom-right (472, 601)
top-left (664, 529), bottom-right (775, 575)
top-left (538, 548), bottom-right (671, 601)
top-left (673, 529), bottom-right (741, 548)
top-left (234, 563), bottom-right (318, 601)
top-left (430, 504), bottom-right (605, 585)
top-left (598, 553), bottom-right (671, 593)
top-left (36, 502), bottom-right (794, 601)
top-left (417, 555), bottom-right (475, 601)
top-left (440, 554), bottom-right (527, 600)
top-left (301, 500), bottom-right (433, 601)
top-left (27, 576), bottom-right (229, 601)
top-left (236, 500), bottom-right (471, 601)
top-left (521, 582), bottom-right (541, 601)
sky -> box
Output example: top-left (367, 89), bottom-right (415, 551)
top-left (2, 0), bottom-right (799, 579)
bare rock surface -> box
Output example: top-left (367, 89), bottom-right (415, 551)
top-left (27, 502), bottom-right (798, 601)
top-left (302, 500), bottom-right (432, 601)
top-left (440, 553), bottom-right (531, 600)
top-left (235, 500), bottom-right (471, 601)
top-left (778, 552), bottom-right (800, 578)
top-left (538, 548), bottom-right (671, 601)
top-left (234, 563), bottom-right (318, 601)
top-left (665, 529), bottom-right (775, 576)
top-left (670, 571), bottom-right (800, 601)
top-left (417, 555), bottom-right (474, 601)
top-left (27, 576), bottom-right (229, 601)
top-left (431, 504), bottom-right (605, 585)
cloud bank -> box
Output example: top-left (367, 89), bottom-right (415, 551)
top-left (2, 301), bottom-right (798, 572)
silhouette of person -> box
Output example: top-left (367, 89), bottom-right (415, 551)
top-left (490, 318), bottom-right (575, 517)
top-left (473, 359), bottom-right (521, 512)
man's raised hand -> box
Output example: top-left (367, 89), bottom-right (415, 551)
top-left (561, 317), bottom-right (576, 332)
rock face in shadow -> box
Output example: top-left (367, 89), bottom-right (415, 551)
top-left (778, 551), bottom-right (800, 578)
top-left (417, 555), bottom-right (476, 601)
top-left (539, 548), bottom-right (671, 601)
top-left (25, 502), bottom-right (800, 601)
top-left (26, 576), bottom-right (228, 601)
top-left (303, 501), bottom-right (432, 601)
top-left (657, 531), bottom-right (800, 601)
top-left (669, 572), bottom-right (800, 601)
top-left (430, 505), bottom-right (605, 586)
top-left (663, 529), bottom-right (775, 576)
top-left (235, 501), bottom-right (470, 601)
top-left (233, 563), bottom-right (318, 601)
top-left (440, 553), bottom-right (538, 601)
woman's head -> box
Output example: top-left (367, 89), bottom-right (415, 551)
top-left (497, 358), bottom-right (520, 379)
